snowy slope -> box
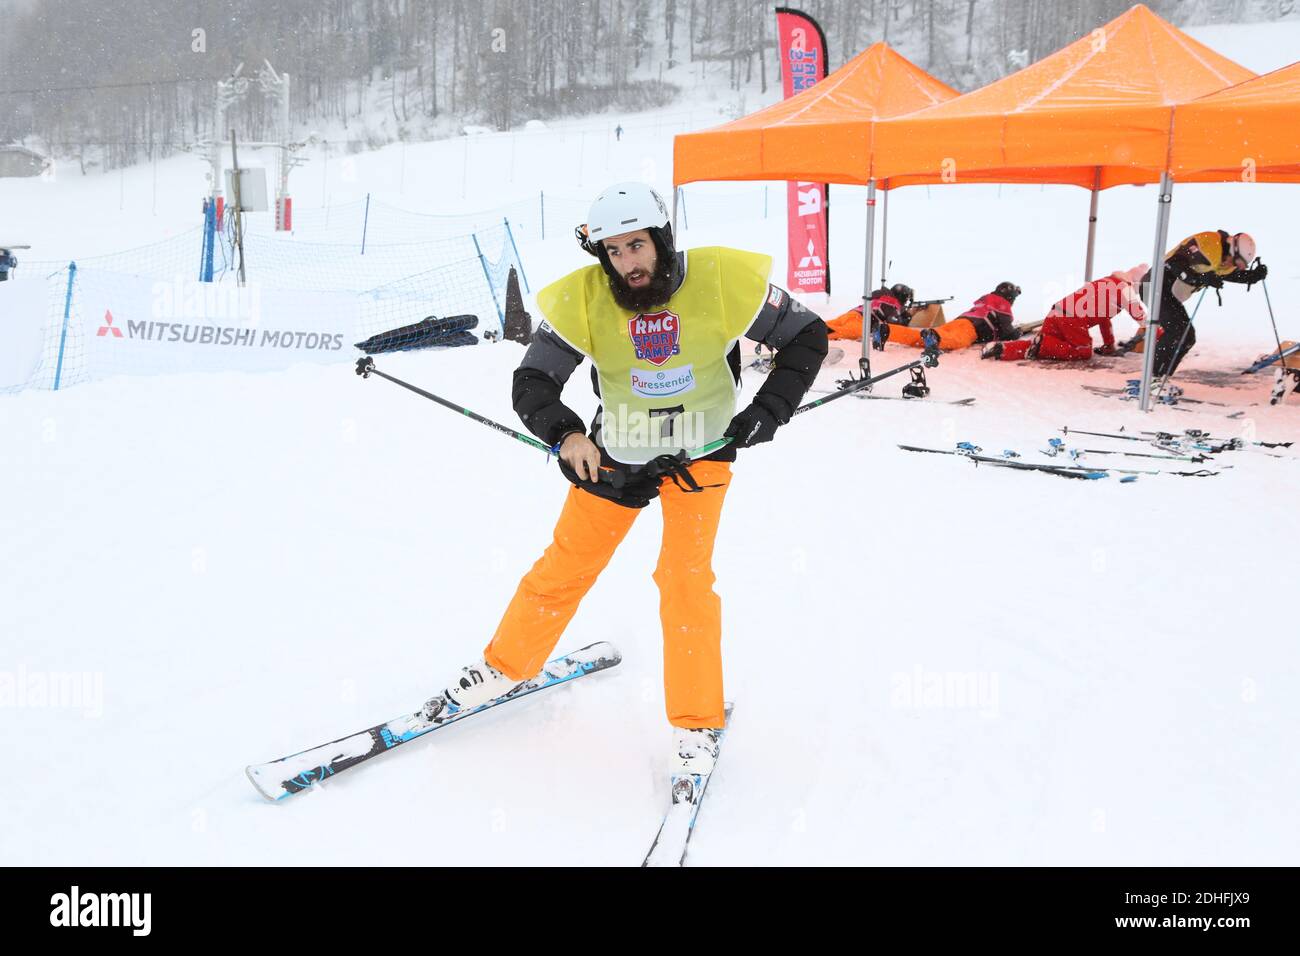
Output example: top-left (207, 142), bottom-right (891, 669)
top-left (2, 20), bottom-right (1298, 866)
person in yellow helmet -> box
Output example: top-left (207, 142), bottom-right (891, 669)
top-left (1141, 231), bottom-right (1266, 377)
top-left (422, 183), bottom-right (828, 774)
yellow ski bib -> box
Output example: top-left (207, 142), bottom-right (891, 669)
top-left (536, 247), bottom-right (773, 465)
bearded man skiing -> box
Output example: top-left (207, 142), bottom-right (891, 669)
top-left (427, 182), bottom-right (828, 771)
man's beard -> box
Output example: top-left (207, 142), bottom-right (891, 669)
top-left (609, 257), bottom-right (675, 312)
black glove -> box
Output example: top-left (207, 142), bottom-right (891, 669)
top-left (1200, 271), bottom-right (1225, 289)
top-left (724, 400), bottom-right (781, 449)
top-left (556, 454), bottom-right (659, 509)
top-left (1094, 344), bottom-right (1117, 356)
top-left (1243, 262), bottom-right (1267, 285)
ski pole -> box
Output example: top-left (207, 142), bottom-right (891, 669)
top-left (356, 357), bottom-right (731, 478)
top-left (794, 352), bottom-right (939, 417)
top-left (1062, 464), bottom-right (1218, 478)
top-left (1062, 426), bottom-right (1189, 449)
top-left (1261, 276), bottom-right (1286, 364)
top-left (357, 356), bottom-right (556, 454)
top-left (1074, 446), bottom-right (1210, 464)
top-left (1061, 426), bottom-right (1185, 452)
top-left (1139, 429), bottom-right (1291, 450)
top-left (1062, 426), bottom-right (1148, 443)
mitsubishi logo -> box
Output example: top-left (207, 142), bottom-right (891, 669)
top-left (797, 240), bottom-right (823, 269)
top-left (97, 310), bottom-right (123, 338)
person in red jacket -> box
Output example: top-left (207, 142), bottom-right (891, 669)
top-left (983, 266), bottom-right (1146, 361)
top-left (876, 282), bottom-right (1020, 351)
top-left (826, 283), bottom-right (915, 340)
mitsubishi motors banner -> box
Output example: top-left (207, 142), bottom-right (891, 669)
top-left (75, 269), bottom-right (359, 380)
top-left (775, 8), bottom-right (830, 295)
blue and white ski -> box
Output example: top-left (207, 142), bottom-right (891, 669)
top-left (247, 642), bottom-right (621, 802)
top-left (898, 444), bottom-right (1109, 479)
top-left (642, 704), bottom-right (734, 867)
top-left (1242, 342), bottom-right (1300, 375)
top-left (1079, 383), bottom-right (1250, 418)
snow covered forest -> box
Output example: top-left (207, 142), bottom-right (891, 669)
top-left (2, 0), bottom-right (1296, 170)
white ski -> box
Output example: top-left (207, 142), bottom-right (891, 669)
top-left (247, 642), bottom-right (621, 802)
top-left (642, 704), bottom-right (734, 867)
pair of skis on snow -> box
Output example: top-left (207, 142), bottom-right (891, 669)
top-left (898, 441), bottom-right (1222, 479)
top-left (1080, 382), bottom-right (1250, 418)
top-left (245, 643), bottom-right (729, 867)
top-left (1082, 341), bottom-right (1300, 410)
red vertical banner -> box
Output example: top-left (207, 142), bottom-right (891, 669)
top-left (776, 8), bottom-right (830, 295)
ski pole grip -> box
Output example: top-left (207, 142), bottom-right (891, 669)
top-left (555, 452), bottom-right (622, 488)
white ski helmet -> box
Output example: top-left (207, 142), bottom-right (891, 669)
top-left (580, 182), bottom-right (674, 277)
top-left (1229, 232), bottom-right (1256, 267)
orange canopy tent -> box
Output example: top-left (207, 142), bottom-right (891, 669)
top-left (672, 5), bottom-right (1268, 387)
top-left (673, 41), bottom-right (959, 188)
top-left (870, 4), bottom-right (1253, 285)
top-left (672, 6), bottom-right (1256, 374)
top-left (871, 4), bottom-right (1254, 189)
top-left (861, 8), bottom-right (1294, 410)
top-left (1170, 60), bottom-right (1300, 182)
top-left (672, 42), bottom-right (958, 369)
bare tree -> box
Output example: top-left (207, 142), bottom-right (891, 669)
top-left (0, 0), bottom-right (1273, 169)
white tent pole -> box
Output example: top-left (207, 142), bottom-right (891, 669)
top-left (880, 186), bottom-right (889, 284)
top-left (861, 179), bottom-right (877, 376)
top-left (1138, 172), bottom-right (1174, 412)
top-left (1084, 167), bottom-right (1101, 282)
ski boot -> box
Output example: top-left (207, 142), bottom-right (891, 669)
top-left (870, 315), bottom-right (890, 351)
top-left (673, 725), bottom-right (723, 775)
top-left (420, 658), bottom-right (523, 722)
top-left (919, 328), bottom-right (941, 367)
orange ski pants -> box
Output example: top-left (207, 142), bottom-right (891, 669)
top-left (484, 461), bottom-right (732, 728)
top-left (888, 318), bottom-right (979, 351)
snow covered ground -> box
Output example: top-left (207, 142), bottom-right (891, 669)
top-left (2, 21), bottom-right (1298, 866)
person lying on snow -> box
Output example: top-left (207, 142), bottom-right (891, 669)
top-left (873, 282), bottom-right (1020, 352)
top-left (983, 266), bottom-right (1147, 361)
top-left (826, 283), bottom-right (918, 340)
